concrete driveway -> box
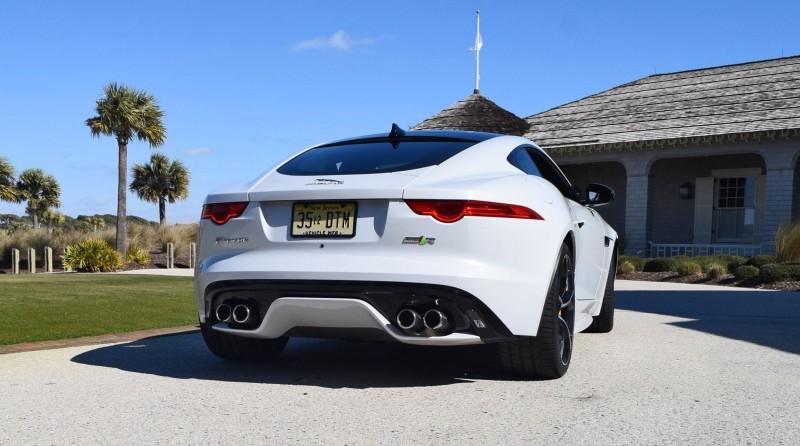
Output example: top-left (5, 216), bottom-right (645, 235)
top-left (1, 280), bottom-right (798, 445)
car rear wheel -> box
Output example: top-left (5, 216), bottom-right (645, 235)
top-left (200, 323), bottom-right (287, 361)
top-left (498, 243), bottom-right (575, 379)
top-left (585, 253), bottom-right (615, 333)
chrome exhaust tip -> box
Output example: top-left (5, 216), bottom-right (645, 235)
top-left (423, 309), bottom-right (450, 331)
top-left (396, 309), bottom-right (423, 331)
top-left (232, 304), bottom-right (252, 324)
top-left (215, 303), bottom-right (232, 323)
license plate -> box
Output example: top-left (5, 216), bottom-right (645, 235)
top-left (291, 202), bottom-right (357, 238)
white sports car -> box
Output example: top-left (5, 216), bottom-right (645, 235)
top-left (195, 125), bottom-right (617, 378)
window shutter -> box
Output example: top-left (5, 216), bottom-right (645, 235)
top-left (693, 177), bottom-right (714, 243)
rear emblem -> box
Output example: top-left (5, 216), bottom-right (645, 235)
top-left (402, 236), bottom-right (436, 246)
top-left (216, 237), bottom-right (248, 244)
top-left (306, 179), bottom-right (344, 186)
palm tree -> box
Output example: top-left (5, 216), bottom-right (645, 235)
top-left (85, 215), bottom-right (105, 233)
top-left (16, 168), bottom-right (61, 229)
top-left (130, 152), bottom-right (190, 226)
top-left (0, 156), bottom-right (20, 204)
top-left (86, 83), bottom-right (166, 254)
top-left (41, 209), bottom-right (65, 235)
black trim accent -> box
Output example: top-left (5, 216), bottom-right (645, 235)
top-left (203, 280), bottom-right (514, 343)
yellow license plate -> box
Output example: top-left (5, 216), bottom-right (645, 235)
top-left (291, 202), bottom-right (357, 238)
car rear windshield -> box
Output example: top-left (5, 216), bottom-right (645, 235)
top-left (276, 138), bottom-right (479, 176)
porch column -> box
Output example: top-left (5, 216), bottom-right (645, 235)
top-left (762, 150), bottom-right (797, 254)
top-left (623, 171), bottom-right (649, 255)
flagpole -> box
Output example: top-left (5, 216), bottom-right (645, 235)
top-left (474, 10), bottom-right (480, 94)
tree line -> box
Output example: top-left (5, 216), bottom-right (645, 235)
top-left (1, 82), bottom-right (189, 251)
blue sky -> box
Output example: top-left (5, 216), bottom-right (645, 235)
top-left (2, 0), bottom-right (799, 223)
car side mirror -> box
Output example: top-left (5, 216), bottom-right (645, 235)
top-left (583, 183), bottom-right (614, 207)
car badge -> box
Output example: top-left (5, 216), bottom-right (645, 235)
top-left (306, 179), bottom-right (344, 186)
top-left (402, 236), bottom-right (436, 246)
top-left (215, 237), bottom-right (248, 244)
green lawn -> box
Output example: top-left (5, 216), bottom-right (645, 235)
top-left (0, 274), bottom-right (196, 345)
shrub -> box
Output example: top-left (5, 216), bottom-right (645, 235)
top-left (63, 238), bottom-right (123, 272)
top-left (617, 261), bottom-right (635, 275)
top-left (775, 221), bottom-right (800, 263)
top-left (725, 256), bottom-right (747, 272)
top-left (127, 223), bottom-right (157, 252)
top-left (692, 255), bottom-right (745, 273)
top-left (706, 262), bottom-right (727, 279)
top-left (734, 265), bottom-right (759, 280)
top-left (125, 244), bottom-right (150, 266)
top-left (97, 227), bottom-right (116, 248)
top-left (157, 224), bottom-right (197, 255)
top-left (676, 261), bottom-right (702, 276)
top-left (618, 255), bottom-right (645, 272)
top-left (746, 255), bottom-right (777, 268)
top-left (643, 257), bottom-right (677, 272)
top-left (759, 263), bottom-right (800, 284)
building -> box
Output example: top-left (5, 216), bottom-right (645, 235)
top-left (419, 56), bottom-right (800, 256)
top-left (526, 56), bottom-right (800, 256)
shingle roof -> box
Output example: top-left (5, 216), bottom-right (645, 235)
top-left (525, 55), bottom-right (800, 151)
top-left (414, 93), bottom-right (530, 136)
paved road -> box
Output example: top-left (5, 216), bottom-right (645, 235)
top-left (1, 281), bottom-right (799, 445)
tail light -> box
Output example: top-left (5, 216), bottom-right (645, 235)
top-left (201, 202), bottom-right (248, 225)
top-left (405, 200), bottom-right (543, 223)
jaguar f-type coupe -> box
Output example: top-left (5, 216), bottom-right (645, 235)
top-left (195, 125), bottom-right (617, 378)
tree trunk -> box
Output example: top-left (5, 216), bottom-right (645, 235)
top-left (31, 211), bottom-right (39, 230)
top-left (159, 198), bottom-right (166, 226)
top-left (116, 139), bottom-right (127, 254)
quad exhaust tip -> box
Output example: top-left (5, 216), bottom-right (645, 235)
top-left (396, 309), bottom-right (423, 331)
top-left (423, 309), bottom-right (450, 331)
top-left (232, 304), bottom-right (252, 324)
top-left (215, 303), bottom-right (232, 323)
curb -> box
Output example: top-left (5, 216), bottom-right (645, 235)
top-left (0, 325), bottom-right (199, 355)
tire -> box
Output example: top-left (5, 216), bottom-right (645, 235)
top-left (585, 254), bottom-right (615, 333)
top-left (200, 323), bottom-right (287, 361)
top-left (498, 243), bottom-right (575, 379)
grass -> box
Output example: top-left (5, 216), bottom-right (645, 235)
top-left (0, 274), bottom-right (196, 345)
top-left (775, 221), bottom-right (800, 263)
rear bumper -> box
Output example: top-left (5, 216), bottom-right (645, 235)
top-left (199, 280), bottom-right (515, 345)
top-left (212, 297), bottom-right (486, 346)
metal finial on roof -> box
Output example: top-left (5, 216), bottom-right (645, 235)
top-left (470, 10), bottom-right (482, 95)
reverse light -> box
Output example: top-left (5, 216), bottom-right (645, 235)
top-left (405, 200), bottom-right (543, 223)
top-left (201, 202), bottom-right (249, 225)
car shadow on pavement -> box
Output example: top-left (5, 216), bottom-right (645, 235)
top-left (71, 332), bottom-right (527, 388)
top-left (616, 290), bottom-right (800, 355)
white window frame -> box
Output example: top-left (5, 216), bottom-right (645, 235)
top-left (710, 168), bottom-right (762, 244)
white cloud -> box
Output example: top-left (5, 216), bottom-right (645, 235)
top-left (292, 30), bottom-right (375, 51)
top-left (182, 147), bottom-right (213, 156)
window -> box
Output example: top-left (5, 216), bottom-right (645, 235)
top-left (507, 146), bottom-right (578, 200)
top-left (714, 177), bottom-right (755, 242)
top-left (277, 138), bottom-right (479, 176)
top-left (507, 147), bottom-right (542, 177)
